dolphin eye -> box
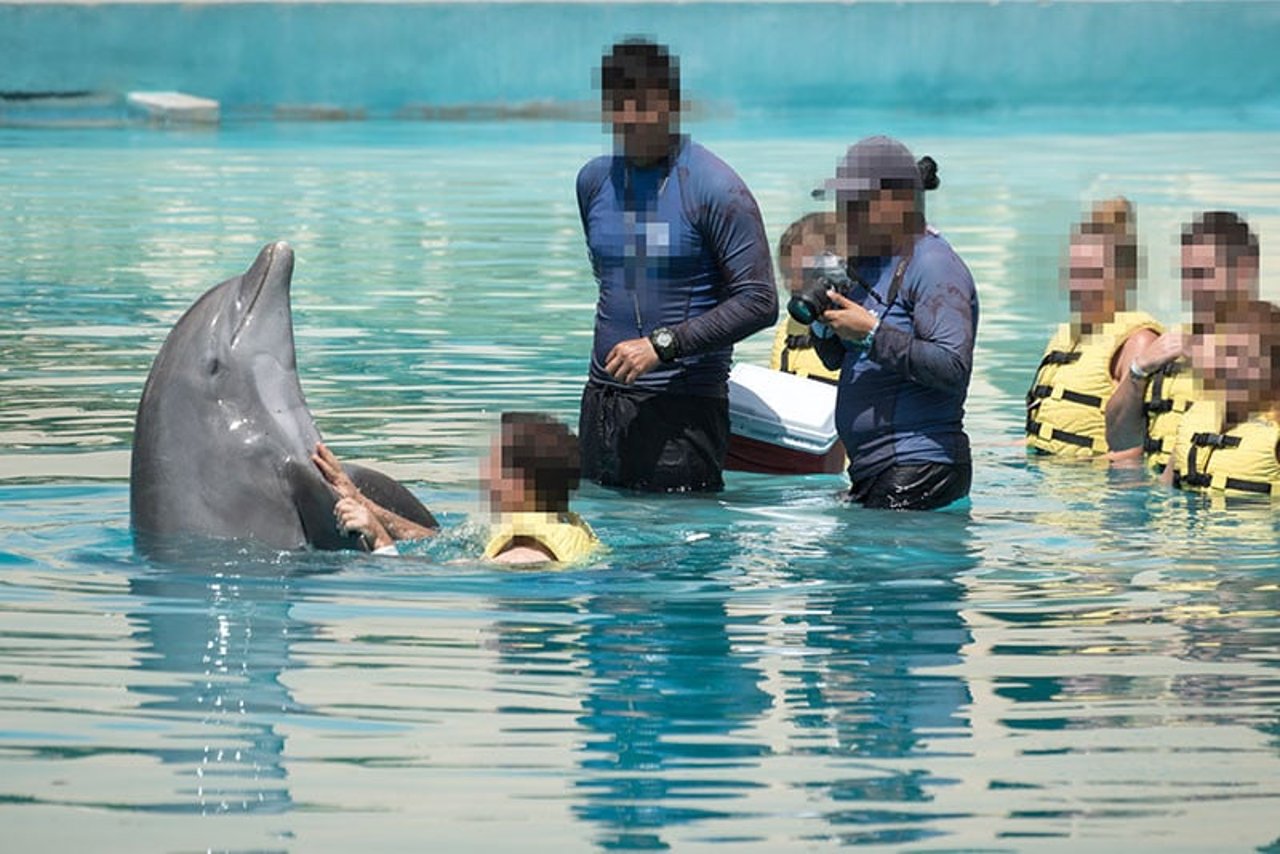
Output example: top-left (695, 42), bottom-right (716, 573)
top-left (208, 357), bottom-right (221, 376)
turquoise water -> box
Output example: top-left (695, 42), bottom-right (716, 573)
top-left (2, 115), bottom-right (1280, 850)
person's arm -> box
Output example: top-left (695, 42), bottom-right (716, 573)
top-left (312, 443), bottom-right (437, 543)
top-left (1104, 327), bottom-right (1161, 460)
top-left (669, 178), bottom-right (778, 356)
top-left (861, 264), bottom-right (976, 391)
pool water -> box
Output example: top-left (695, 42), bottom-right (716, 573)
top-left (2, 114), bottom-right (1279, 851)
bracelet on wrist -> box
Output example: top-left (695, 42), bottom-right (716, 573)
top-left (1128, 360), bottom-right (1151, 382)
top-left (856, 314), bottom-right (882, 349)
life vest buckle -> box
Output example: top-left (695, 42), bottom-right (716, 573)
top-left (1191, 432), bottom-right (1242, 450)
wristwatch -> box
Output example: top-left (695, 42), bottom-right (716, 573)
top-left (649, 326), bottom-right (680, 363)
top-left (1129, 359), bottom-right (1151, 382)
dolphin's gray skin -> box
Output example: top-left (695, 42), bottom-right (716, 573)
top-left (131, 241), bottom-right (436, 553)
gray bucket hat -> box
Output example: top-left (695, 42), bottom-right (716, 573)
top-left (815, 135), bottom-right (922, 198)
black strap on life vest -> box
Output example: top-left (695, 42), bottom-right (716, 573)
top-left (1026, 384), bottom-right (1104, 410)
top-left (779, 337), bottom-right (839, 386)
top-left (1025, 417), bottom-right (1096, 449)
top-left (1025, 349), bottom-right (1089, 408)
top-left (1143, 361), bottom-right (1186, 416)
top-left (1144, 435), bottom-right (1166, 454)
top-left (1181, 431), bottom-right (1271, 493)
top-left (1038, 350), bottom-right (1082, 369)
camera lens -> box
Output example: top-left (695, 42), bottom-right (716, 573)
top-left (787, 294), bottom-right (819, 326)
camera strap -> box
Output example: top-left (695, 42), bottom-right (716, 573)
top-left (849, 241), bottom-right (915, 317)
top-left (881, 245), bottom-right (915, 316)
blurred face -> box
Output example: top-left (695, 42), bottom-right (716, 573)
top-left (607, 88), bottom-right (676, 165)
top-left (1189, 322), bottom-right (1272, 411)
top-left (783, 233), bottom-right (835, 293)
top-left (1067, 236), bottom-right (1119, 330)
top-left (1182, 241), bottom-right (1255, 320)
top-left (840, 188), bottom-right (916, 258)
top-left (483, 436), bottom-right (527, 515)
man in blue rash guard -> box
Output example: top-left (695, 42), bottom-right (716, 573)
top-left (576, 39), bottom-right (778, 492)
top-left (809, 136), bottom-right (979, 510)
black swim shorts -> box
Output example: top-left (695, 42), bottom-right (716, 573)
top-left (579, 380), bottom-right (729, 492)
top-left (847, 462), bottom-right (972, 511)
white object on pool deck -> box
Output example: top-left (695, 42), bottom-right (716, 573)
top-left (126, 91), bottom-right (220, 124)
top-left (726, 363), bottom-right (843, 475)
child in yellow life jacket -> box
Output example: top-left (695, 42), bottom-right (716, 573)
top-left (769, 211), bottom-right (842, 384)
top-left (1165, 300), bottom-right (1280, 499)
top-left (313, 413), bottom-right (598, 563)
top-left (482, 412), bottom-right (599, 564)
top-left (1026, 197), bottom-right (1162, 458)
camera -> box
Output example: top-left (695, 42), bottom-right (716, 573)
top-left (786, 252), bottom-right (853, 326)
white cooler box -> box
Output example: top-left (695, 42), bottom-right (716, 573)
top-left (725, 363), bottom-right (845, 475)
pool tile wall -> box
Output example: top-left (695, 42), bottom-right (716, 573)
top-left (2, 1), bottom-right (1279, 116)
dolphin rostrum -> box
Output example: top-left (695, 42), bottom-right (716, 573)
top-left (130, 241), bottom-right (436, 553)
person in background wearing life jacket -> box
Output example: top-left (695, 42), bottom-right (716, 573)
top-left (576, 39), bottom-right (777, 493)
top-left (1025, 197), bottom-right (1163, 459)
top-left (1114, 212), bottom-right (1262, 471)
top-left (1162, 300), bottom-right (1280, 500)
top-left (805, 136), bottom-right (979, 511)
top-left (769, 211), bottom-right (842, 384)
top-left (313, 413), bottom-right (599, 564)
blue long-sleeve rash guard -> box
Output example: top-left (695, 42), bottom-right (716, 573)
top-left (815, 231), bottom-right (979, 480)
top-left (577, 137), bottom-right (777, 397)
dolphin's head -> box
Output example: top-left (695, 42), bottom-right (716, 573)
top-left (200, 241), bottom-right (318, 452)
top-left (133, 241), bottom-right (320, 515)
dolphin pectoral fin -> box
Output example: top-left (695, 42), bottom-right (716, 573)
top-left (345, 464), bottom-right (439, 530)
top-left (285, 459), bottom-right (366, 551)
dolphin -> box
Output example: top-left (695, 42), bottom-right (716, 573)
top-left (130, 241), bottom-right (436, 553)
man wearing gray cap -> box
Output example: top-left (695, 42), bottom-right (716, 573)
top-left (801, 135), bottom-right (979, 509)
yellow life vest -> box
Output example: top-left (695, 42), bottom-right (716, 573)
top-left (1025, 311), bottom-right (1162, 457)
top-left (1170, 400), bottom-right (1280, 498)
top-left (483, 511), bottom-right (599, 563)
top-left (1142, 360), bottom-right (1200, 470)
top-left (769, 318), bottom-right (840, 384)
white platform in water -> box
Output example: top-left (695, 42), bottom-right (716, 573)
top-left (728, 363), bottom-right (838, 455)
top-left (126, 91), bottom-right (220, 124)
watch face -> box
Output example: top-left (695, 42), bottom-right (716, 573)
top-left (655, 330), bottom-right (674, 348)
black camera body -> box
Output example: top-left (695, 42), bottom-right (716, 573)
top-left (787, 252), bottom-right (854, 326)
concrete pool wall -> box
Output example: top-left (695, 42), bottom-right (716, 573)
top-left (2, 1), bottom-right (1279, 118)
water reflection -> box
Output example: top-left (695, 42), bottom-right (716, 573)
top-left (784, 511), bottom-right (975, 846)
top-left (127, 552), bottom-right (316, 816)
top-left (572, 586), bottom-right (773, 849)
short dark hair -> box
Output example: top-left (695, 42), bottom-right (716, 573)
top-left (1182, 211), bottom-right (1259, 266)
top-left (500, 412), bottom-right (581, 513)
top-left (599, 38), bottom-right (680, 104)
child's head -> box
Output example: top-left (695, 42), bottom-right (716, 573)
top-left (1191, 299), bottom-right (1280, 417)
top-left (777, 211), bottom-right (840, 293)
top-left (488, 412), bottom-right (582, 514)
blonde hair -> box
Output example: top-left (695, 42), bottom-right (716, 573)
top-left (1076, 196), bottom-right (1138, 285)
